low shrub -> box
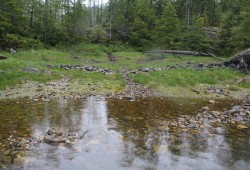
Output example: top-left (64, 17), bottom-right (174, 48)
top-left (0, 34), bottom-right (43, 50)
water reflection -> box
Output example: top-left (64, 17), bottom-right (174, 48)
top-left (0, 97), bottom-right (249, 170)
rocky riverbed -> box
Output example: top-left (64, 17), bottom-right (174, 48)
top-left (168, 96), bottom-right (250, 132)
top-left (0, 96), bottom-right (249, 166)
top-left (0, 127), bottom-right (88, 164)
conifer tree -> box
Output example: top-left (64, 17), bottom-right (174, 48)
top-left (153, 1), bottom-right (180, 49)
top-left (128, 0), bottom-right (155, 50)
top-left (182, 16), bottom-right (211, 52)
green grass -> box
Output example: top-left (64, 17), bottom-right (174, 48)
top-left (0, 46), bottom-right (128, 90)
top-left (138, 54), bottom-right (224, 68)
top-left (238, 82), bottom-right (250, 88)
top-left (131, 68), bottom-right (244, 88)
top-left (0, 70), bottom-right (60, 90)
top-left (0, 45), bottom-right (249, 95)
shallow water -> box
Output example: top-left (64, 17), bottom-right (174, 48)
top-left (0, 97), bottom-right (249, 170)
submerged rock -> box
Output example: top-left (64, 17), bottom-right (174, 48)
top-left (43, 135), bottom-right (67, 144)
top-left (43, 127), bottom-right (88, 145)
top-left (169, 97), bottom-right (250, 131)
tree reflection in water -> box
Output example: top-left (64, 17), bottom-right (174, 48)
top-left (0, 97), bottom-right (249, 170)
top-left (106, 98), bottom-right (249, 169)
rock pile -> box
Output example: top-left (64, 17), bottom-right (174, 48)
top-left (47, 64), bottom-right (114, 74)
top-left (43, 127), bottom-right (88, 145)
top-left (22, 67), bottom-right (40, 73)
top-left (0, 127), bottom-right (88, 164)
top-left (0, 136), bottom-right (41, 163)
top-left (127, 62), bottom-right (235, 74)
top-left (206, 87), bottom-right (227, 96)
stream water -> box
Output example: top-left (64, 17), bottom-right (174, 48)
top-left (0, 97), bottom-right (249, 170)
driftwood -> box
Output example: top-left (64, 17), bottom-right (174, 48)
top-left (236, 76), bottom-right (250, 84)
top-left (223, 48), bottom-right (250, 73)
top-left (230, 48), bottom-right (250, 65)
top-left (143, 50), bottom-right (216, 57)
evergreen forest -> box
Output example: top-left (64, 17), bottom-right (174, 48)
top-left (0, 0), bottom-right (250, 56)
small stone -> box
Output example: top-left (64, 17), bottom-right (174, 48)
top-left (211, 111), bottom-right (220, 116)
top-left (187, 124), bottom-right (195, 128)
top-left (124, 95), bottom-right (135, 101)
top-left (240, 112), bottom-right (246, 116)
top-left (201, 106), bottom-right (209, 111)
top-left (139, 67), bottom-right (150, 72)
top-left (43, 135), bottom-right (67, 144)
top-left (237, 124), bottom-right (248, 129)
top-left (232, 105), bottom-right (241, 112)
top-left (215, 89), bottom-right (221, 93)
top-left (236, 116), bottom-right (244, 121)
top-left (198, 63), bottom-right (204, 67)
top-left (209, 100), bottom-right (216, 104)
top-left (47, 129), bottom-right (55, 135)
top-left (19, 138), bottom-right (30, 146)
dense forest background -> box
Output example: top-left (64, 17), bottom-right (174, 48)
top-left (0, 0), bottom-right (249, 56)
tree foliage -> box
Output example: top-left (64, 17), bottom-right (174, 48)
top-left (153, 1), bottom-right (180, 49)
top-left (0, 0), bottom-right (249, 55)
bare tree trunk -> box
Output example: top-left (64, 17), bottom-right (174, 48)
top-left (89, 0), bottom-right (92, 27)
top-left (109, 0), bottom-right (112, 40)
top-left (61, 0), bottom-right (64, 31)
top-left (100, 0), bottom-right (103, 23)
top-left (66, 0), bottom-right (70, 32)
top-left (30, 0), bottom-right (34, 28)
top-left (185, 0), bottom-right (191, 25)
top-left (93, 0), bottom-right (96, 26)
top-left (125, 0), bottom-right (130, 18)
top-left (212, 0), bottom-right (216, 26)
top-left (44, 0), bottom-right (48, 44)
top-left (97, 0), bottom-right (100, 24)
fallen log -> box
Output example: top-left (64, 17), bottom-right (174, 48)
top-left (236, 76), bottom-right (250, 84)
top-left (143, 50), bottom-right (216, 57)
top-left (230, 48), bottom-right (250, 65)
top-left (222, 48), bottom-right (250, 73)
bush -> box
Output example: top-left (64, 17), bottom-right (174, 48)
top-left (85, 25), bottom-right (108, 43)
top-left (0, 34), bottom-right (43, 50)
